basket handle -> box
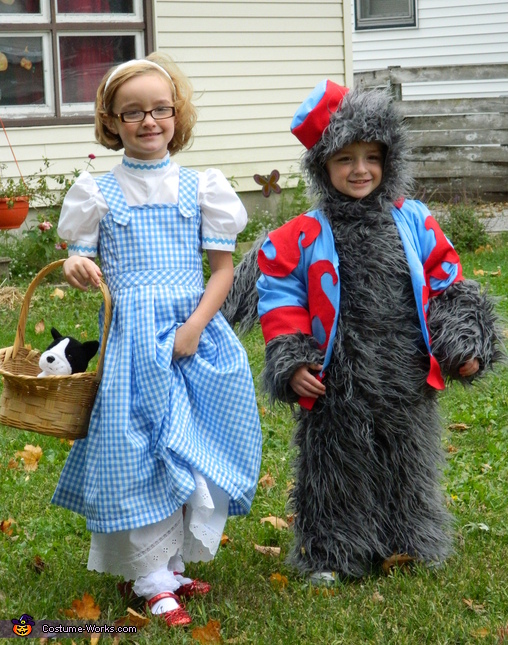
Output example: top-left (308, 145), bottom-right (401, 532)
top-left (12, 258), bottom-right (112, 381)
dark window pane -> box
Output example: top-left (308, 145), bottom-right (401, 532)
top-left (0, 37), bottom-right (44, 106)
top-left (59, 35), bottom-right (136, 103)
top-left (0, 0), bottom-right (40, 15)
top-left (57, 0), bottom-right (133, 13)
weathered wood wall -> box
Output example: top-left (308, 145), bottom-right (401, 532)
top-left (354, 64), bottom-right (508, 202)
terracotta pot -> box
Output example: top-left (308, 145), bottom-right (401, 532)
top-left (0, 196), bottom-right (29, 229)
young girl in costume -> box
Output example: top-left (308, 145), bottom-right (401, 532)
top-left (226, 80), bottom-right (502, 584)
top-left (54, 53), bottom-right (262, 625)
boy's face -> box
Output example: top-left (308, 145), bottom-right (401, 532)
top-left (325, 141), bottom-right (383, 199)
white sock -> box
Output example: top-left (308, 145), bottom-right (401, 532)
top-left (148, 595), bottom-right (180, 614)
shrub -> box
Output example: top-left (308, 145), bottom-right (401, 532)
top-left (437, 202), bottom-right (490, 253)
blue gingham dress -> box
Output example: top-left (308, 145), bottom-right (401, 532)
top-left (52, 166), bottom-right (262, 534)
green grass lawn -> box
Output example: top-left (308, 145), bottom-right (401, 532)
top-left (0, 237), bottom-right (507, 644)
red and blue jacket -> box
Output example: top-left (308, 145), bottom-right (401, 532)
top-left (256, 199), bottom-right (463, 410)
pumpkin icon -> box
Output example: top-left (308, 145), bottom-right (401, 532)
top-left (11, 614), bottom-right (35, 637)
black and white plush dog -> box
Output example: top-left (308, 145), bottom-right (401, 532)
top-left (38, 327), bottom-right (99, 377)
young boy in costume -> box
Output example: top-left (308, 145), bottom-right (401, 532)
top-left (225, 80), bottom-right (502, 583)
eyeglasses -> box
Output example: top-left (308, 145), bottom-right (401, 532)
top-left (114, 106), bottom-right (176, 123)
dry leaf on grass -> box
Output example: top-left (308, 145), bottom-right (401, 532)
top-left (15, 445), bottom-right (43, 472)
top-left (32, 555), bottom-right (46, 574)
top-left (0, 518), bottom-right (15, 536)
top-left (191, 619), bottom-right (222, 643)
top-left (372, 591), bottom-right (385, 603)
top-left (50, 288), bottom-right (65, 299)
top-left (260, 516), bottom-right (288, 530)
top-left (470, 627), bottom-right (490, 638)
top-left (258, 472), bottom-right (275, 488)
top-left (381, 553), bottom-right (415, 574)
top-left (269, 572), bottom-right (288, 590)
top-left (473, 268), bottom-right (485, 276)
top-left (35, 319), bottom-right (45, 334)
top-left (114, 607), bottom-right (150, 630)
top-left (462, 597), bottom-right (486, 614)
top-left (254, 544), bottom-right (281, 557)
top-left (447, 444), bottom-right (458, 453)
top-left (220, 534), bottom-right (230, 547)
top-left (62, 592), bottom-right (101, 620)
top-left (448, 423), bottom-right (470, 432)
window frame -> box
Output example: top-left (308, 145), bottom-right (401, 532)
top-left (0, 0), bottom-right (153, 127)
top-left (355, 0), bottom-right (417, 31)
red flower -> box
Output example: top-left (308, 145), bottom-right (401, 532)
top-left (88, 154), bottom-right (96, 160)
top-left (38, 221), bottom-right (53, 231)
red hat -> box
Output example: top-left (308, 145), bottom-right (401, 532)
top-left (290, 80), bottom-right (350, 149)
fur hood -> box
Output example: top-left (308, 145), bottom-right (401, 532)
top-left (301, 87), bottom-right (413, 215)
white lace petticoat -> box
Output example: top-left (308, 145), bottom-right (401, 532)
top-left (87, 469), bottom-right (229, 580)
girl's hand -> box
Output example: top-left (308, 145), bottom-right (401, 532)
top-left (459, 358), bottom-right (480, 377)
top-left (290, 364), bottom-right (326, 399)
top-left (63, 256), bottom-right (102, 291)
top-left (173, 320), bottom-right (202, 359)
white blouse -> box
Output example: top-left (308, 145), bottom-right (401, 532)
top-left (57, 153), bottom-right (247, 255)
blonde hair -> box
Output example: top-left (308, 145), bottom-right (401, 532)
top-left (95, 52), bottom-right (197, 155)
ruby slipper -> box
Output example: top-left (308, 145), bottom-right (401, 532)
top-left (146, 591), bottom-right (192, 627)
top-left (174, 578), bottom-right (212, 599)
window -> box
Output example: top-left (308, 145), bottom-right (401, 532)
top-left (355, 0), bottom-right (416, 30)
top-left (0, 0), bottom-right (153, 125)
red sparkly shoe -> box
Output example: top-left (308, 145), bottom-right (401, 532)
top-left (174, 578), bottom-right (212, 599)
top-left (146, 591), bottom-right (192, 627)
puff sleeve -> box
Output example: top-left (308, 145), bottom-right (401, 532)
top-left (200, 168), bottom-right (247, 251)
top-left (57, 172), bottom-right (108, 257)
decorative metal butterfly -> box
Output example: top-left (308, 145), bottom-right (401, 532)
top-left (253, 169), bottom-right (281, 198)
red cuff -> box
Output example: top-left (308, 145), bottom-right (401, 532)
top-left (260, 306), bottom-right (312, 344)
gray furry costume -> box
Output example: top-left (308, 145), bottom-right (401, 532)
top-left (223, 82), bottom-right (503, 578)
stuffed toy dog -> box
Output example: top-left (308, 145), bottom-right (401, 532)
top-left (38, 327), bottom-right (99, 377)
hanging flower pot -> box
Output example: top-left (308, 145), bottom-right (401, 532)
top-left (0, 196), bottom-right (29, 229)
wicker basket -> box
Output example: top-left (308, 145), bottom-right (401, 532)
top-left (0, 259), bottom-right (111, 439)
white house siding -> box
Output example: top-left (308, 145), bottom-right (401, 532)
top-left (1, 0), bottom-right (352, 200)
top-left (351, 0), bottom-right (508, 99)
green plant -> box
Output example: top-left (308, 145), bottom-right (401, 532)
top-left (437, 201), bottom-right (490, 253)
top-left (0, 156), bottom-right (95, 279)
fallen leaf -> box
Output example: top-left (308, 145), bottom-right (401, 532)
top-left (50, 288), bottom-right (65, 299)
top-left (470, 627), bottom-right (490, 638)
top-left (63, 592), bottom-right (101, 620)
top-left (0, 518), bottom-right (15, 535)
top-left (473, 268), bottom-right (485, 276)
top-left (35, 319), bottom-right (45, 334)
top-left (447, 444), bottom-right (458, 453)
top-left (220, 534), bottom-right (230, 547)
top-left (462, 597), bottom-right (486, 614)
top-left (475, 244), bottom-right (493, 254)
top-left (498, 625), bottom-right (508, 641)
top-left (490, 267), bottom-right (501, 277)
top-left (448, 423), bottom-right (470, 432)
top-left (481, 463), bottom-right (492, 473)
top-left (258, 472), bottom-right (275, 488)
top-left (191, 619), bottom-right (222, 643)
top-left (382, 553), bottom-right (415, 575)
top-left (269, 572), bottom-right (288, 590)
top-left (254, 544), bottom-right (281, 557)
top-left (15, 445), bottom-right (43, 472)
top-left (260, 516), bottom-right (288, 530)
top-left (314, 587), bottom-right (338, 597)
top-left (372, 591), bottom-right (385, 603)
top-left (7, 458), bottom-right (18, 469)
top-left (33, 555), bottom-right (46, 574)
top-left (115, 607), bottom-right (150, 630)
